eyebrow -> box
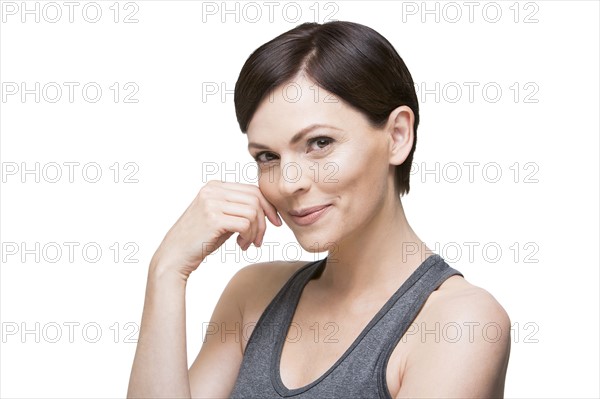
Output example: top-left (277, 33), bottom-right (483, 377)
top-left (247, 123), bottom-right (342, 150)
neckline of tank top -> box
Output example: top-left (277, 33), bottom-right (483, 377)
top-left (270, 253), bottom-right (445, 397)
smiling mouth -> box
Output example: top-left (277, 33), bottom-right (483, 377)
top-left (288, 205), bottom-right (332, 226)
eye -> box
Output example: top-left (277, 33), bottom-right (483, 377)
top-left (308, 136), bottom-right (334, 151)
top-left (254, 151), bottom-right (278, 164)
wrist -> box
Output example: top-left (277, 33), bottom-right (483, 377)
top-left (148, 257), bottom-right (190, 286)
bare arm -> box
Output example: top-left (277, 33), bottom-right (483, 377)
top-left (186, 260), bottom-right (302, 397)
top-left (126, 180), bottom-right (282, 398)
top-left (127, 260), bottom-right (191, 398)
top-left (187, 265), bottom-right (249, 397)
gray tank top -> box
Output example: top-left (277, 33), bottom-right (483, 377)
top-left (229, 254), bottom-right (463, 398)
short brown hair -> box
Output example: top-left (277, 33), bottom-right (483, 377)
top-left (234, 21), bottom-right (420, 196)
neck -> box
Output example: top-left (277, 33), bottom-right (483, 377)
top-left (317, 192), bottom-right (434, 299)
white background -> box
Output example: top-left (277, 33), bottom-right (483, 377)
top-left (1, 1), bottom-right (598, 398)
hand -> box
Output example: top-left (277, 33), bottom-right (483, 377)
top-left (151, 180), bottom-right (282, 279)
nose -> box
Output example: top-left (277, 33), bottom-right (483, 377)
top-left (278, 159), bottom-right (312, 196)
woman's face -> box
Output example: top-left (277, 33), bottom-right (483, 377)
top-left (246, 73), bottom-right (399, 253)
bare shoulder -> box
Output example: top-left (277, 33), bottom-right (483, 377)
top-left (228, 259), bottom-right (315, 345)
top-left (396, 274), bottom-right (512, 397)
top-left (426, 274), bottom-right (511, 329)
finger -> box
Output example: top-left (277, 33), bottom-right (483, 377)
top-left (220, 191), bottom-right (266, 246)
top-left (216, 182), bottom-right (282, 227)
top-left (219, 202), bottom-right (259, 246)
top-left (219, 214), bottom-right (254, 249)
top-left (223, 182), bottom-right (280, 226)
top-left (237, 233), bottom-right (252, 251)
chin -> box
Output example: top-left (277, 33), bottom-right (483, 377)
top-left (293, 230), bottom-right (339, 254)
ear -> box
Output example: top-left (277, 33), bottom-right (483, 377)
top-left (386, 105), bottom-right (415, 166)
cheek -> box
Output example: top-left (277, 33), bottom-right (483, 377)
top-left (326, 145), bottom-right (383, 188)
top-left (326, 150), bottom-right (389, 213)
top-left (257, 169), bottom-right (280, 204)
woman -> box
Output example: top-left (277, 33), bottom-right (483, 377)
top-left (127, 21), bottom-right (511, 398)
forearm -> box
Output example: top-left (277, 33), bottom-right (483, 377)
top-left (127, 259), bottom-right (191, 398)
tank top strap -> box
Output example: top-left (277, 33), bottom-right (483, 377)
top-left (270, 258), bottom-right (327, 328)
top-left (373, 254), bottom-right (464, 397)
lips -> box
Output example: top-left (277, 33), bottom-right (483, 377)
top-left (289, 204), bottom-right (331, 217)
top-left (288, 204), bottom-right (332, 226)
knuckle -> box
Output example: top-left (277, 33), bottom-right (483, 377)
top-left (203, 180), bottom-right (219, 192)
top-left (248, 209), bottom-right (257, 220)
top-left (249, 185), bottom-right (262, 196)
top-left (198, 186), bottom-right (211, 200)
top-left (240, 218), bottom-right (251, 231)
